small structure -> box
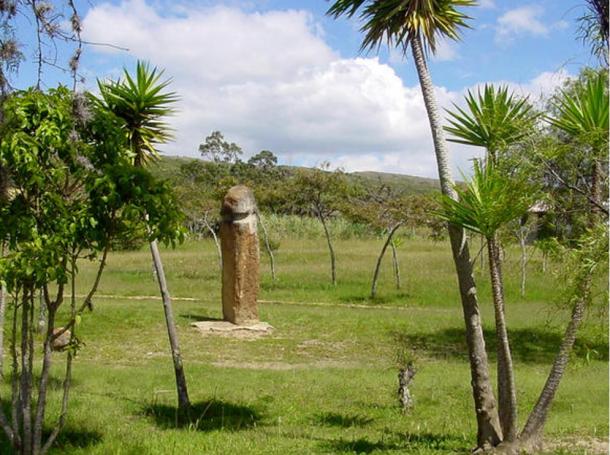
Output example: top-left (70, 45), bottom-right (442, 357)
top-left (220, 185), bottom-right (260, 324)
top-left (192, 185), bottom-right (272, 336)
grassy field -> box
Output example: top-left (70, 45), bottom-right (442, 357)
top-left (1, 237), bottom-right (607, 454)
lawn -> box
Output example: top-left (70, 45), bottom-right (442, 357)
top-left (1, 237), bottom-right (607, 454)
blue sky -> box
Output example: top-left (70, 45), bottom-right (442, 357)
top-left (11, 0), bottom-right (597, 177)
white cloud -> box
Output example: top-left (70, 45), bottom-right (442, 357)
top-left (479, 0), bottom-right (496, 9)
top-left (432, 38), bottom-right (459, 62)
top-left (81, 1), bottom-right (570, 180)
top-left (496, 5), bottom-right (549, 42)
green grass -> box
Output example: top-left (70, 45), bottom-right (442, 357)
top-left (1, 238), bottom-right (607, 454)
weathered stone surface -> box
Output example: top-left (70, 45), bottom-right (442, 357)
top-left (220, 185), bottom-right (260, 324)
top-left (191, 320), bottom-right (273, 336)
top-left (51, 328), bottom-right (71, 351)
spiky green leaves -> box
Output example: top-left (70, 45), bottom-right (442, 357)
top-left (547, 72), bottom-right (608, 149)
top-left (327, 0), bottom-right (475, 55)
top-left (437, 161), bottom-right (531, 239)
top-left (444, 85), bottom-right (538, 161)
top-left (96, 61), bottom-right (178, 167)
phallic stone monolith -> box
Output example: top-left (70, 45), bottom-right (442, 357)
top-left (220, 185), bottom-right (260, 324)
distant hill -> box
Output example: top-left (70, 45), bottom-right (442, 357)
top-left (151, 155), bottom-right (440, 195)
top-left (351, 171), bottom-right (439, 195)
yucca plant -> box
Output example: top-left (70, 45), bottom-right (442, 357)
top-left (547, 72), bottom-right (608, 217)
top-left (445, 84), bottom-right (538, 163)
top-left (439, 160), bottom-right (531, 441)
top-left (327, 1), bottom-right (504, 446)
top-left (517, 70), bottom-right (609, 446)
top-left (96, 62), bottom-right (191, 415)
top-left (97, 61), bottom-right (178, 167)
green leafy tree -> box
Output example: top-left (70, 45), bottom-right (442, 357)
top-left (327, 0), bottom-right (503, 446)
top-left (514, 68), bottom-right (609, 449)
top-left (95, 61), bottom-right (191, 415)
top-left (248, 150), bottom-right (278, 172)
top-left (291, 164), bottom-right (352, 285)
top-left (0, 86), bottom-right (182, 454)
top-left (199, 130), bottom-right (243, 164)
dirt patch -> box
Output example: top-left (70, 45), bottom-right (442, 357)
top-left (544, 437), bottom-right (608, 454)
top-left (191, 321), bottom-right (273, 339)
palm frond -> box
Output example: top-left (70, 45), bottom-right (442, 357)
top-left (547, 72), bottom-right (609, 148)
top-left (327, 0), bottom-right (475, 55)
top-left (437, 160), bottom-right (531, 238)
top-left (444, 84), bottom-right (538, 161)
top-left (95, 61), bottom-right (178, 166)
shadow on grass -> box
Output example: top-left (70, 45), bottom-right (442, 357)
top-left (314, 412), bottom-right (373, 428)
top-left (2, 373), bottom-right (75, 391)
top-left (0, 426), bottom-right (103, 452)
top-left (394, 326), bottom-right (608, 363)
top-left (143, 400), bottom-right (262, 432)
top-left (321, 432), bottom-right (467, 453)
top-left (179, 313), bottom-right (223, 323)
top-left (339, 292), bottom-right (412, 305)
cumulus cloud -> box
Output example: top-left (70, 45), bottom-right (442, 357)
top-left (81, 0), bottom-right (569, 179)
top-left (496, 5), bottom-right (549, 42)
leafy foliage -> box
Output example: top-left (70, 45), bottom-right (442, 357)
top-left (0, 86), bottom-right (184, 454)
top-left (547, 71), bottom-right (609, 149)
top-left (437, 161), bottom-right (532, 239)
top-left (95, 61), bottom-right (178, 167)
top-left (199, 130), bottom-right (243, 164)
top-left (444, 84), bottom-right (538, 161)
top-left (327, 0), bottom-right (475, 55)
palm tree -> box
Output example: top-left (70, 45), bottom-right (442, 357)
top-left (327, 0), bottom-right (503, 446)
top-left (438, 162), bottom-right (531, 442)
top-left (444, 85), bottom-right (538, 441)
top-left (518, 69), bottom-right (609, 446)
top-left (96, 62), bottom-right (191, 414)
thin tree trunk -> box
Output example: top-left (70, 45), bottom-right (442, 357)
top-left (258, 213), bottom-right (276, 281)
top-left (519, 226), bottom-right (527, 298)
top-left (318, 212), bottom-right (336, 286)
top-left (519, 293), bottom-right (587, 445)
top-left (480, 234), bottom-right (485, 272)
top-left (411, 35), bottom-right (502, 448)
top-left (0, 242), bottom-right (5, 376)
top-left (202, 213), bottom-right (222, 272)
top-left (20, 288), bottom-right (33, 455)
top-left (541, 251), bottom-right (547, 274)
top-left (390, 239), bottom-right (401, 290)
top-left (149, 240), bottom-right (191, 414)
top-left (487, 236), bottom-right (518, 442)
top-left (519, 186), bottom-right (601, 447)
top-left (371, 222), bottom-right (402, 298)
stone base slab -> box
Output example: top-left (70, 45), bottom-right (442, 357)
top-left (191, 320), bottom-right (273, 337)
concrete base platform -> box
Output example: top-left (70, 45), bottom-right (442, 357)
top-left (191, 320), bottom-right (273, 338)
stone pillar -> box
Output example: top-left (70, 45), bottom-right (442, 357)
top-left (220, 185), bottom-right (260, 324)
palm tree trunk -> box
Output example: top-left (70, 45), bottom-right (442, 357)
top-left (149, 240), bottom-right (191, 414)
top-left (258, 213), bottom-right (276, 281)
top-left (390, 239), bottom-right (401, 290)
top-left (520, 295), bottom-right (586, 446)
top-left (411, 35), bottom-right (502, 447)
top-left (318, 211), bottom-right (337, 286)
top-left (487, 236), bottom-right (518, 442)
top-left (371, 222), bottom-right (402, 298)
